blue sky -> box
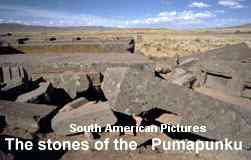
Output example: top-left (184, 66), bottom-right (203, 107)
top-left (0, 0), bottom-right (250, 28)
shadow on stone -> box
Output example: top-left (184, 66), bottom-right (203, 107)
top-left (112, 111), bottom-right (137, 136)
top-left (39, 87), bottom-right (72, 108)
top-left (0, 78), bottom-right (43, 101)
top-left (0, 115), bottom-right (7, 133)
top-left (0, 46), bottom-right (25, 55)
top-left (76, 85), bottom-right (107, 103)
top-left (138, 108), bottom-right (216, 142)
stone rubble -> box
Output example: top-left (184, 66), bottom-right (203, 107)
top-left (0, 100), bottom-right (57, 132)
top-left (0, 43), bottom-right (251, 159)
top-left (102, 67), bottom-right (251, 147)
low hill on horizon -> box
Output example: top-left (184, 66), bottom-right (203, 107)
top-left (1, 22), bottom-right (251, 33)
top-left (0, 23), bottom-right (116, 33)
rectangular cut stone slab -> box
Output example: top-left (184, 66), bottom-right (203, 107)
top-left (19, 65), bottom-right (24, 78)
top-left (51, 101), bottom-right (117, 135)
top-left (0, 64), bottom-right (31, 91)
top-left (102, 67), bottom-right (251, 147)
top-left (15, 82), bottom-right (51, 102)
top-left (1, 66), bottom-right (11, 82)
top-left (10, 65), bottom-right (20, 81)
top-left (0, 100), bottom-right (57, 132)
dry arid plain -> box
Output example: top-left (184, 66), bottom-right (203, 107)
top-left (1, 24), bottom-right (251, 160)
top-left (1, 25), bottom-right (251, 58)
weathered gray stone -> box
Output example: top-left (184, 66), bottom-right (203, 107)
top-left (202, 43), bottom-right (251, 61)
top-left (1, 126), bottom-right (34, 139)
top-left (15, 82), bottom-right (51, 102)
top-left (19, 65), bottom-right (24, 79)
top-left (44, 72), bottom-right (99, 99)
top-left (155, 63), bottom-right (172, 74)
top-left (102, 67), bottom-right (155, 113)
top-left (171, 73), bottom-right (196, 87)
top-left (102, 67), bottom-right (251, 146)
top-left (179, 57), bottom-right (199, 66)
top-left (0, 64), bottom-right (31, 91)
top-left (59, 97), bottom-right (89, 113)
top-left (0, 100), bottom-right (57, 132)
top-left (170, 68), bottom-right (187, 79)
top-left (197, 59), bottom-right (251, 97)
top-left (1, 66), bottom-right (11, 82)
top-left (10, 66), bottom-right (20, 81)
top-left (185, 43), bottom-right (251, 97)
top-left (159, 68), bottom-right (189, 81)
top-left (52, 101), bottom-right (117, 135)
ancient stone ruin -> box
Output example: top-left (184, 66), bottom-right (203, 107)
top-left (0, 43), bottom-right (251, 159)
top-left (0, 35), bottom-right (136, 54)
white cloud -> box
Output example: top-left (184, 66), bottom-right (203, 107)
top-left (3, 3), bottom-right (248, 28)
top-left (127, 10), bottom-right (215, 25)
top-left (0, 4), bottom-right (126, 27)
top-left (218, 0), bottom-right (245, 9)
top-left (189, 2), bottom-right (211, 8)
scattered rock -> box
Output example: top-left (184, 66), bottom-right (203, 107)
top-left (15, 82), bottom-right (51, 103)
top-left (155, 63), bottom-right (172, 74)
top-left (158, 68), bottom-right (187, 81)
top-left (170, 68), bottom-right (187, 78)
top-left (171, 73), bottom-right (196, 87)
top-left (102, 67), bottom-right (251, 146)
top-left (59, 72), bottom-right (90, 99)
top-left (0, 100), bottom-right (57, 133)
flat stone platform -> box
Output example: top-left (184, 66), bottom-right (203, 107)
top-left (0, 53), bottom-right (152, 64)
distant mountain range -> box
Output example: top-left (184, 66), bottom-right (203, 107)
top-left (0, 23), bottom-right (251, 32)
top-left (227, 23), bottom-right (251, 28)
top-left (0, 23), bottom-right (116, 32)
